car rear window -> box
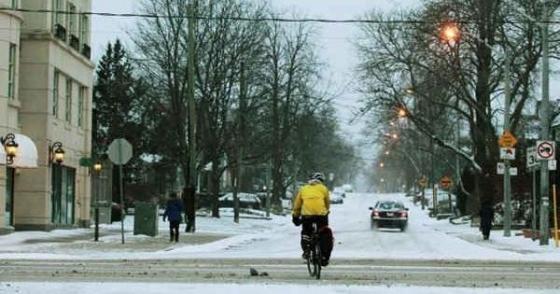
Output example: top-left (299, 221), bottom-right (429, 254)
top-left (377, 202), bottom-right (404, 210)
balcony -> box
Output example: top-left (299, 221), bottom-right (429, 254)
top-left (70, 35), bottom-right (80, 51)
top-left (54, 24), bottom-right (67, 42)
top-left (81, 44), bottom-right (91, 59)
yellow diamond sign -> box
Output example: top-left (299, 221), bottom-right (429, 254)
top-left (498, 131), bottom-right (517, 148)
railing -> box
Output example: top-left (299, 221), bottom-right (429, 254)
top-left (81, 44), bottom-right (91, 59)
top-left (54, 24), bottom-right (67, 41)
top-left (70, 35), bottom-right (80, 51)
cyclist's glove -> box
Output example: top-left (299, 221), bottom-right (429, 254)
top-left (292, 215), bottom-right (302, 226)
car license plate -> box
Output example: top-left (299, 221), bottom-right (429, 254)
top-left (386, 212), bottom-right (394, 217)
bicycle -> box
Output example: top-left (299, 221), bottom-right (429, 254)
top-left (305, 222), bottom-right (323, 280)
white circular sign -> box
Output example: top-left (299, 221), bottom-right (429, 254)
top-left (537, 141), bottom-right (555, 160)
top-left (108, 138), bottom-right (133, 165)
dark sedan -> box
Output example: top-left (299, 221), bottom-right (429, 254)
top-left (369, 200), bottom-right (409, 231)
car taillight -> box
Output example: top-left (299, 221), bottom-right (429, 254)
top-left (372, 211), bottom-right (379, 217)
top-left (401, 211), bottom-right (408, 217)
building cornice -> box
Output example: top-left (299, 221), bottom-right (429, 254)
top-left (0, 7), bottom-right (23, 23)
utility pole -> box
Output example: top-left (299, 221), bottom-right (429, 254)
top-left (186, 0), bottom-right (198, 233)
top-left (234, 62), bottom-right (248, 223)
top-left (503, 52), bottom-right (512, 237)
top-left (539, 7), bottom-right (551, 245)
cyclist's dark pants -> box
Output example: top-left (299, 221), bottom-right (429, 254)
top-left (301, 215), bottom-right (332, 260)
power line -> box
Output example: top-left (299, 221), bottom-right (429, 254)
top-left (0, 7), bottom-right (424, 23)
top-left (4, 7), bottom-right (556, 25)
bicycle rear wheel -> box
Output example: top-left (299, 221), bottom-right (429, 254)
top-left (314, 242), bottom-right (322, 280)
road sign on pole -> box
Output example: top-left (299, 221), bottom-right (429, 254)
top-left (108, 139), bottom-right (133, 165)
top-left (108, 138), bottom-right (133, 245)
top-left (498, 131), bottom-right (518, 148)
top-left (439, 176), bottom-right (453, 190)
top-left (537, 141), bottom-right (555, 160)
top-left (500, 148), bottom-right (516, 160)
top-left (527, 146), bottom-right (538, 169)
top-left (549, 160), bottom-right (557, 171)
top-left (497, 162), bottom-right (505, 175)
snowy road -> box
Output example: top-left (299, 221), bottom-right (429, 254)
top-left (2, 193), bottom-right (560, 292)
top-left (1, 258), bottom-right (560, 289)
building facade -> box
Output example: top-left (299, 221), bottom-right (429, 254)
top-left (0, 0), bottom-right (93, 232)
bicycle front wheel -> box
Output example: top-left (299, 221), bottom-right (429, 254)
top-left (307, 253), bottom-right (314, 277)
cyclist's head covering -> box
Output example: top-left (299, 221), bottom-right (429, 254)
top-left (308, 172), bottom-right (326, 184)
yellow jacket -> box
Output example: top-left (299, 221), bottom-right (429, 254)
top-left (292, 182), bottom-right (330, 217)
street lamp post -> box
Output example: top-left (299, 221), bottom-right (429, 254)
top-left (440, 21), bottom-right (515, 236)
top-left (93, 161), bottom-right (103, 242)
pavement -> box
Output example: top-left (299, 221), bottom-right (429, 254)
top-left (1, 258), bottom-right (560, 289)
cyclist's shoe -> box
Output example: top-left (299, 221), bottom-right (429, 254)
top-left (302, 251), bottom-right (310, 260)
top-left (321, 257), bottom-right (329, 267)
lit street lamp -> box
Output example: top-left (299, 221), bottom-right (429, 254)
top-left (49, 142), bottom-right (65, 165)
top-left (1, 133), bottom-right (18, 165)
top-left (398, 108), bottom-right (407, 118)
top-left (440, 22), bottom-right (461, 44)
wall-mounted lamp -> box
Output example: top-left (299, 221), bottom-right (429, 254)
top-left (93, 161), bottom-right (103, 173)
top-left (50, 142), bottom-right (65, 165)
top-left (1, 133), bottom-right (18, 165)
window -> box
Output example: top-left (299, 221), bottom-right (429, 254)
top-left (8, 43), bottom-right (16, 99)
top-left (65, 79), bottom-right (73, 123)
top-left (67, 2), bottom-right (76, 35)
top-left (51, 165), bottom-right (75, 225)
top-left (78, 86), bottom-right (86, 128)
top-left (52, 0), bottom-right (64, 30)
top-left (11, 0), bottom-right (18, 9)
top-left (80, 14), bottom-right (89, 45)
top-left (53, 71), bottom-right (60, 117)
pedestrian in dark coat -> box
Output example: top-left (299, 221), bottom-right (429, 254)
top-left (479, 201), bottom-right (494, 240)
top-left (163, 192), bottom-right (184, 242)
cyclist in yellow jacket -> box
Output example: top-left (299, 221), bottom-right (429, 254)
top-left (292, 172), bottom-right (332, 266)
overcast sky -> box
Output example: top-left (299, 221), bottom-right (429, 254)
top-left (91, 0), bottom-right (422, 141)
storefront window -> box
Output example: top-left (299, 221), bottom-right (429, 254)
top-left (5, 168), bottom-right (14, 226)
top-left (51, 165), bottom-right (75, 225)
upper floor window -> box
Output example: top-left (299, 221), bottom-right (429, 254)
top-left (80, 14), bottom-right (89, 45)
top-left (67, 2), bottom-right (77, 35)
top-left (65, 79), bottom-right (73, 123)
top-left (8, 43), bottom-right (16, 99)
top-left (53, 0), bottom-right (64, 26)
top-left (11, 0), bottom-right (18, 9)
top-left (78, 87), bottom-right (86, 128)
top-left (53, 70), bottom-right (60, 117)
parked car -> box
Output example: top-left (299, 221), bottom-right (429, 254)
top-left (219, 193), bottom-right (262, 209)
top-left (330, 193), bottom-right (344, 204)
top-left (369, 200), bottom-right (409, 231)
top-left (342, 184), bottom-right (353, 193)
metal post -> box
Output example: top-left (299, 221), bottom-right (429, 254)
top-left (553, 183), bottom-right (558, 247)
top-left (532, 169), bottom-right (538, 240)
top-left (433, 185), bottom-right (438, 216)
top-left (186, 0), bottom-right (198, 233)
top-left (540, 10), bottom-right (551, 245)
top-left (421, 187), bottom-right (426, 210)
top-left (119, 144), bottom-right (125, 244)
top-left (94, 172), bottom-right (100, 242)
top-left (503, 52), bottom-right (512, 237)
